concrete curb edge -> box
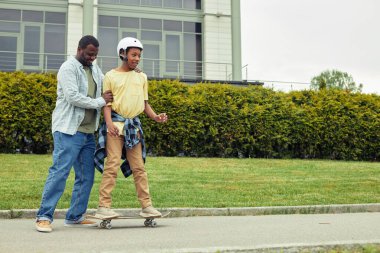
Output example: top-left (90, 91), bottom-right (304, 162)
top-left (2, 203), bottom-right (380, 219)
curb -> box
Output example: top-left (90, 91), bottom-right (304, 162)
top-left (2, 203), bottom-right (380, 219)
top-left (173, 242), bottom-right (380, 253)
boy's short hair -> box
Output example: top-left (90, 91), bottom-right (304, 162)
top-left (78, 35), bottom-right (99, 49)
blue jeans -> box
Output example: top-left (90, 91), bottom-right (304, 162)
top-left (36, 131), bottom-right (95, 223)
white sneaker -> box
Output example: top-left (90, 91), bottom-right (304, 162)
top-left (95, 207), bottom-right (120, 219)
top-left (139, 206), bottom-right (162, 218)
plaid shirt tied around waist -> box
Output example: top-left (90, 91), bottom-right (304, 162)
top-left (94, 111), bottom-right (146, 178)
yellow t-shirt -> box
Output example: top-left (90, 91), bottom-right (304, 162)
top-left (103, 69), bottom-right (149, 133)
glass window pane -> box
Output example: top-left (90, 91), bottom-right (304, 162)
top-left (184, 0), bottom-right (201, 10)
top-left (45, 55), bottom-right (65, 71)
top-left (98, 27), bottom-right (119, 71)
top-left (45, 12), bottom-right (66, 24)
top-left (141, 0), bottom-right (162, 7)
top-left (184, 21), bottom-right (201, 33)
top-left (0, 36), bottom-right (18, 71)
top-left (141, 18), bottom-right (161, 30)
top-left (24, 26), bottom-right (40, 53)
top-left (44, 24), bottom-right (65, 53)
top-left (22, 10), bottom-right (43, 22)
top-left (0, 8), bottom-right (21, 21)
top-left (141, 31), bottom-right (162, 41)
top-left (184, 34), bottom-right (202, 61)
top-left (166, 34), bottom-right (180, 72)
top-left (143, 44), bottom-right (160, 77)
top-left (163, 20), bottom-right (181, 31)
top-left (163, 0), bottom-right (182, 8)
top-left (120, 17), bottom-right (139, 28)
top-left (0, 21), bottom-right (20, 33)
top-left (99, 15), bottom-right (118, 27)
top-left (119, 0), bottom-right (139, 5)
top-left (98, 0), bottom-right (119, 3)
top-left (122, 31), bottom-right (138, 38)
top-left (0, 36), bottom-right (17, 51)
top-left (24, 26), bottom-right (40, 66)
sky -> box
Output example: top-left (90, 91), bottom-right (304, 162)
top-left (240, 0), bottom-right (380, 94)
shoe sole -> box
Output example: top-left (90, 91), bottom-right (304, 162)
top-left (94, 214), bottom-right (120, 219)
top-left (139, 213), bottom-right (162, 218)
top-left (36, 226), bottom-right (52, 232)
top-left (64, 223), bottom-right (97, 227)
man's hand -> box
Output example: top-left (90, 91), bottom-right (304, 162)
top-left (154, 113), bottom-right (168, 123)
top-left (102, 90), bottom-right (113, 104)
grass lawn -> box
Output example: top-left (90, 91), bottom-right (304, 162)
top-left (0, 154), bottom-right (379, 210)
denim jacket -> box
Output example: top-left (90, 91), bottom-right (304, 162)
top-left (52, 56), bottom-right (105, 135)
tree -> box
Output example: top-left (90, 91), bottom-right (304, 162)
top-left (310, 69), bottom-right (363, 92)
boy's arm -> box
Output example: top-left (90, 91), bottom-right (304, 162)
top-left (144, 101), bottom-right (168, 123)
top-left (104, 106), bottom-right (119, 136)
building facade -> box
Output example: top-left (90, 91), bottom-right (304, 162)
top-left (0, 0), bottom-right (242, 81)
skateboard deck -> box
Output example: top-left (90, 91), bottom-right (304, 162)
top-left (87, 211), bottom-right (171, 229)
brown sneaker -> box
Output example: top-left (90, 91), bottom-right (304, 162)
top-left (36, 220), bottom-right (52, 233)
top-left (64, 219), bottom-right (97, 227)
top-left (139, 206), bottom-right (162, 218)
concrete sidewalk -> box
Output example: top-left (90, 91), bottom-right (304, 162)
top-left (0, 212), bottom-right (379, 253)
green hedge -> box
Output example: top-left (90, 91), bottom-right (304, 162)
top-left (0, 72), bottom-right (56, 153)
top-left (1, 72), bottom-right (379, 160)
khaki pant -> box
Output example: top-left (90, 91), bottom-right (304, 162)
top-left (98, 133), bottom-right (151, 208)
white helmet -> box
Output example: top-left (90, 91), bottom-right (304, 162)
top-left (117, 37), bottom-right (143, 57)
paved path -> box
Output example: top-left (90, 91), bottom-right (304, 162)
top-left (1, 212), bottom-right (379, 253)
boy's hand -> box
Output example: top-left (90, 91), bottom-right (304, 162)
top-left (107, 123), bottom-right (119, 137)
top-left (154, 113), bottom-right (168, 123)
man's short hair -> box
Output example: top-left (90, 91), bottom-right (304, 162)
top-left (78, 35), bottom-right (99, 49)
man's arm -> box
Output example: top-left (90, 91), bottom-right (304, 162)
top-left (58, 66), bottom-right (110, 109)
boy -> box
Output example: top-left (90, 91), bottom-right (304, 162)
top-left (94, 37), bottom-right (167, 219)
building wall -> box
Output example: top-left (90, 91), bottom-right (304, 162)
top-left (0, 0), bottom-right (242, 81)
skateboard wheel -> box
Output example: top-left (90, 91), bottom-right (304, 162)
top-left (100, 221), bottom-right (106, 228)
top-left (144, 220), bottom-right (151, 227)
top-left (105, 223), bottom-right (112, 229)
top-left (151, 220), bottom-right (157, 227)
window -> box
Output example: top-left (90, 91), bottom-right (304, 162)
top-left (0, 36), bottom-right (17, 71)
top-left (98, 15), bottom-right (202, 78)
top-left (120, 17), bottom-right (139, 28)
top-left (163, 0), bottom-right (182, 8)
top-left (98, 0), bottom-right (201, 10)
top-left (141, 18), bottom-right (162, 30)
top-left (44, 24), bottom-right (66, 70)
top-left (24, 25), bottom-right (41, 67)
top-left (164, 20), bottom-right (181, 32)
top-left (141, 0), bottom-right (162, 7)
top-left (0, 8), bottom-right (21, 21)
top-left (0, 8), bottom-right (67, 72)
top-left (22, 11), bottom-right (43, 23)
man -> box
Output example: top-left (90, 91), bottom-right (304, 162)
top-left (35, 35), bottom-right (112, 232)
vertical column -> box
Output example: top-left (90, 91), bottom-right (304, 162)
top-left (67, 0), bottom-right (84, 56)
top-left (83, 0), bottom-right (94, 35)
top-left (231, 0), bottom-right (242, 81)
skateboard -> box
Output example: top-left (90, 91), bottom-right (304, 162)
top-left (87, 211), bottom-right (171, 229)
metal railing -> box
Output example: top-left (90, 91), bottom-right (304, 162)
top-left (0, 51), bottom-right (234, 81)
